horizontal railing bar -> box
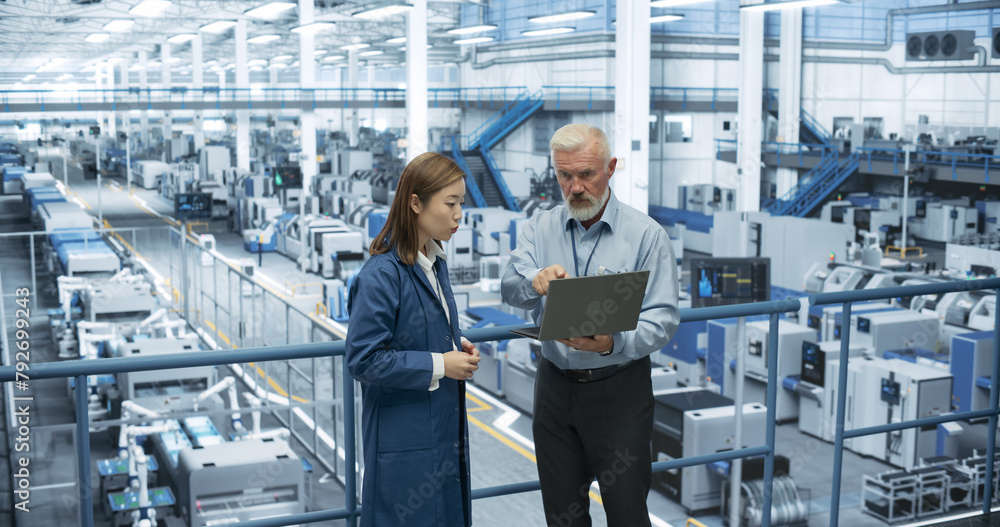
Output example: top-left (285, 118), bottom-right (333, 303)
top-left (0, 342), bottom-right (340, 382)
top-left (844, 408), bottom-right (1000, 439)
top-left (472, 480), bottom-right (541, 500)
top-left (234, 507), bottom-right (350, 527)
top-left (810, 277), bottom-right (1000, 306)
top-left (651, 445), bottom-right (771, 473)
top-left (680, 299), bottom-right (801, 322)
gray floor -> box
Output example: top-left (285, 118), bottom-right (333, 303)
top-left (0, 158), bottom-right (989, 527)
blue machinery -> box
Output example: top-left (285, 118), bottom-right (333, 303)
top-left (3, 279), bottom-right (1000, 527)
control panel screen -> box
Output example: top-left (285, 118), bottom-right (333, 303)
top-left (690, 257), bottom-right (771, 309)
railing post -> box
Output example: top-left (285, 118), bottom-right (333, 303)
top-left (761, 312), bottom-right (780, 527)
top-left (828, 301), bottom-right (852, 527)
top-left (344, 354), bottom-right (358, 525)
top-left (76, 374), bottom-right (94, 527)
top-left (982, 287), bottom-right (1000, 511)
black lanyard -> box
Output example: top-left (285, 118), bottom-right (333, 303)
top-left (569, 224), bottom-right (604, 277)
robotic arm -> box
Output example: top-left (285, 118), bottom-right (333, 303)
top-left (117, 401), bottom-right (162, 458)
top-left (192, 376), bottom-right (244, 434)
top-left (239, 392), bottom-right (290, 440)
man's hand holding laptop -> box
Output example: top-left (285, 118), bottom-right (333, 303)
top-left (531, 264), bottom-right (613, 353)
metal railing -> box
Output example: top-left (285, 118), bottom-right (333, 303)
top-left (811, 278), bottom-right (1000, 525)
top-left (2, 270), bottom-right (999, 526)
top-left (0, 87), bottom-right (529, 112)
top-left (855, 146), bottom-right (1000, 181)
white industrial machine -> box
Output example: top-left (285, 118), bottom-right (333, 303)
top-left (909, 202), bottom-right (978, 242)
top-left (114, 336), bottom-right (214, 413)
top-left (198, 145), bottom-right (230, 180)
top-left (161, 163), bottom-right (197, 201)
top-left (851, 357), bottom-right (952, 470)
top-left (853, 310), bottom-right (940, 356)
top-left (462, 208), bottom-right (526, 256)
top-left (796, 341), bottom-right (869, 441)
top-left (652, 388), bottom-right (767, 512)
top-left (133, 161), bottom-right (170, 190)
top-left (742, 320), bottom-right (816, 422)
top-left (176, 438), bottom-right (305, 526)
top-left (275, 214), bottom-right (365, 278)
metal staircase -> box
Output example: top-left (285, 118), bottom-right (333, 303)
top-left (799, 108), bottom-right (833, 147)
top-left (766, 151), bottom-right (861, 217)
top-left (460, 89), bottom-right (544, 211)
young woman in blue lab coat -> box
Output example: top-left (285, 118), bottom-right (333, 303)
top-left (346, 151), bottom-right (481, 527)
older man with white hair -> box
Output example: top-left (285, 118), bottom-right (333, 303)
top-left (501, 124), bottom-right (680, 527)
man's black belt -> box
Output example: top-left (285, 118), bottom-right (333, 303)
top-left (546, 357), bottom-right (641, 383)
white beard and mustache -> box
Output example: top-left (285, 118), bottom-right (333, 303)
top-left (565, 187), bottom-right (610, 222)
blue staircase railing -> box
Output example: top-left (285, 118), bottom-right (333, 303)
top-left (765, 147), bottom-right (837, 214)
top-left (468, 90), bottom-right (529, 150)
top-left (450, 137), bottom-right (488, 209)
top-left (480, 147), bottom-right (521, 212)
top-left (800, 109), bottom-right (832, 147)
top-left (470, 90), bottom-right (544, 151)
top-left (776, 152), bottom-right (861, 218)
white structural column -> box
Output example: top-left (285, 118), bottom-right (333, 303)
top-left (776, 8), bottom-right (803, 199)
top-left (736, 9), bottom-right (764, 212)
top-left (299, 0), bottom-right (317, 209)
top-left (235, 19), bottom-right (251, 171)
top-left (95, 62), bottom-right (105, 135)
top-left (406, 0), bottom-right (429, 162)
top-left (162, 43), bottom-right (173, 156)
top-left (120, 58), bottom-right (130, 143)
top-left (349, 50), bottom-right (359, 147)
top-left (107, 62), bottom-right (117, 140)
top-left (612, 0), bottom-right (650, 212)
top-left (193, 34), bottom-right (205, 153)
top-left (139, 51), bottom-right (149, 148)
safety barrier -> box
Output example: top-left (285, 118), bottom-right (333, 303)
top-left (2, 279), bottom-right (999, 526)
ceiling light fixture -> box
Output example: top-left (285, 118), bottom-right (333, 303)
top-left (271, 54), bottom-right (294, 62)
top-left (521, 27), bottom-right (575, 37)
top-left (107, 57), bottom-right (124, 64)
top-left (291, 22), bottom-right (336, 34)
top-left (447, 24), bottom-right (497, 35)
top-left (359, 50), bottom-right (384, 56)
top-left (248, 59), bottom-right (269, 66)
top-left (103, 20), bottom-right (135, 32)
top-left (387, 37), bottom-right (406, 44)
top-left (354, 3), bottom-right (413, 20)
top-left (168, 33), bottom-right (196, 43)
top-left (322, 55), bottom-right (346, 62)
top-left (146, 60), bottom-right (162, 67)
top-left (528, 10), bottom-right (595, 24)
top-left (740, 0), bottom-right (839, 10)
top-left (247, 34), bottom-right (282, 44)
top-left (22, 74), bottom-right (36, 81)
top-left (200, 21), bottom-right (236, 33)
top-left (340, 43), bottom-right (371, 51)
top-left (650, 14), bottom-right (685, 22)
top-left (163, 57), bottom-right (182, 64)
top-left (245, 2), bottom-right (296, 19)
top-left (650, 0), bottom-right (712, 6)
top-left (85, 33), bottom-right (110, 43)
top-left (129, 0), bottom-right (172, 17)
top-left (453, 36), bottom-right (494, 45)
top-left (315, 49), bottom-right (328, 56)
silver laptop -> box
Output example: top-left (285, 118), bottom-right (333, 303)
top-left (509, 270), bottom-right (650, 341)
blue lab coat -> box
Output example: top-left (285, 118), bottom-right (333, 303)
top-left (346, 247), bottom-right (472, 527)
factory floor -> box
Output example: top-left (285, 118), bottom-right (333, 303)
top-left (0, 159), bottom-right (990, 527)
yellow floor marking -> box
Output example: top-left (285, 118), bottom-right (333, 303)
top-left (465, 392), bottom-right (493, 412)
top-left (248, 361), bottom-right (310, 403)
top-left (465, 396), bottom-right (604, 505)
top-left (76, 195), bottom-right (92, 210)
